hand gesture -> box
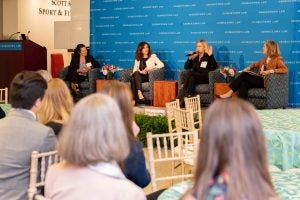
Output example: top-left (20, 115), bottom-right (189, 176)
top-left (139, 69), bottom-right (147, 75)
top-left (243, 67), bottom-right (250, 72)
top-left (260, 70), bottom-right (272, 76)
top-left (207, 46), bottom-right (213, 56)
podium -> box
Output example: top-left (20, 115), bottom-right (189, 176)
top-left (0, 40), bottom-right (47, 88)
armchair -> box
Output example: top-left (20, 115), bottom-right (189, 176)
top-left (120, 68), bottom-right (164, 101)
top-left (59, 66), bottom-right (101, 97)
top-left (247, 73), bottom-right (288, 109)
top-left (212, 69), bottom-right (289, 109)
top-left (178, 69), bottom-right (221, 105)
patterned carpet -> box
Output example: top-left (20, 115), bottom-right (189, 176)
top-left (257, 109), bottom-right (300, 132)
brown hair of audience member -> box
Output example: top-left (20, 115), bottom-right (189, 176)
top-left (190, 99), bottom-right (277, 200)
top-left (10, 71), bottom-right (47, 110)
top-left (135, 41), bottom-right (152, 61)
top-left (37, 78), bottom-right (73, 125)
top-left (57, 94), bottom-right (129, 166)
top-left (100, 81), bottom-right (135, 141)
top-left (265, 40), bottom-right (281, 58)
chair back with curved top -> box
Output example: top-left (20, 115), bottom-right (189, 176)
top-left (146, 131), bottom-right (199, 192)
top-left (184, 95), bottom-right (202, 130)
top-left (165, 99), bottom-right (180, 133)
top-left (0, 87), bottom-right (8, 104)
top-left (28, 150), bottom-right (62, 200)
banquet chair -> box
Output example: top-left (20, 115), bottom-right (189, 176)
top-left (184, 95), bottom-right (202, 130)
top-left (146, 131), bottom-right (199, 192)
top-left (0, 87), bottom-right (8, 104)
top-left (173, 107), bottom-right (195, 133)
top-left (28, 150), bottom-right (62, 200)
top-left (165, 99), bottom-right (180, 133)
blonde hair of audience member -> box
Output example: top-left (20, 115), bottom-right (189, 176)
top-left (100, 81), bottom-right (136, 140)
top-left (37, 70), bottom-right (53, 82)
top-left (58, 94), bottom-right (129, 166)
top-left (182, 99), bottom-right (277, 200)
top-left (37, 78), bottom-right (73, 125)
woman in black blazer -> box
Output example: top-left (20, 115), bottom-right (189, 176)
top-left (182, 40), bottom-right (218, 96)
top-left (67, 44), bottom-right (100, 95)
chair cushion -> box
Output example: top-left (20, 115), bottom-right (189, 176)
top-left (248, 88), bottom-right (266, 98)
top-left (194, 84), bottom-right (209, 94)
top-left (79, 81), bottom-right (90, 89)
top-left (141, 82), bottom-right (150, 92)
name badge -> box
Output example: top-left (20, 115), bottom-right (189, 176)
top-left (200, 61), bottom-right (208, 68)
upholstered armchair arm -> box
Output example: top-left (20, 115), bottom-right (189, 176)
top-left (148, 68), bottom-right (164, 98)
top-left (208, 70), bottom-right (225, 100)
top-left (88, 68), bottom-right (101, 94)
top-left (265, 73), bottom-right (288, 108)
top-left (148, 68), bottom-right (164, 83)
top-left (120, 68), bottom-right (133, 82)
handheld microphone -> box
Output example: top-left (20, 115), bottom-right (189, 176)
top-left (8, 32), bottom-right (21, 40)
top-left (185, 51), bottom-right (197, 56)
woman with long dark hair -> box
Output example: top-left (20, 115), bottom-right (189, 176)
top-left (130, 41), bottom-right (164, 102)
top-left (67, 44), bottom-right (99, 96)
top-left (181, 99), bottom-right (279, 200)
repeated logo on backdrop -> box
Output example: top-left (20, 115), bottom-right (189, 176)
top-left (90, 0), bottom-right (300, 107)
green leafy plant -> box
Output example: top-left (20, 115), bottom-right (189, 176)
top-left (135, 113), bottom-right (168, 146)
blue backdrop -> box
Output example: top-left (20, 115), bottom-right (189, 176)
top-left (90, 0), bottom-right (300, 107)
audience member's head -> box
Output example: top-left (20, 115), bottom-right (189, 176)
top-left (37, 70), bottom-right (53, 82)
top-left (10, 71), bottom-right (47, 111)
top-left (37, 78), bottom-right (73, 125)
top-left (190, 99), bottom-right (277, 200)
top-left (100, 81), bottom-right (135, 140)
top-left (57, 93), bottom-right (129, 166)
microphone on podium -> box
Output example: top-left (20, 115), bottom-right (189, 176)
top-left (8, 32), bottom-right (21, 40)
top-left (185, 51), bottom-right (197, 56)
top-left (27, 31), bottom-right (30, 39)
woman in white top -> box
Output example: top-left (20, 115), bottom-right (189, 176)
top-left (45, 94), bottom-right (146, 200)
top-left (130, 41), bottom-right (164, 102)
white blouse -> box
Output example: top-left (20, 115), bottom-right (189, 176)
top-left (132, 54), bottom-right (164, 73)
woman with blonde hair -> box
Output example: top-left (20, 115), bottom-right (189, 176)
top-left (181, 99), bottom-right (278, 200)
top-left (218, 40), bottom-right (288, 99)
top-left (37, 78), bottom-right (73, 136)
top-left (100, 81), bottom-right (150, 188)
top-left (45, 94), bottom-right (146, 200)
top-left (179, 39), bottom-right (218, 103)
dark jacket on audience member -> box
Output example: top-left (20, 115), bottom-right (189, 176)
top-left (124, 140), bottom-right (151, 188)
top-left (46, 121), bottom-right (63, 137)
top-left (0, 107), bottom-right (5, 119)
